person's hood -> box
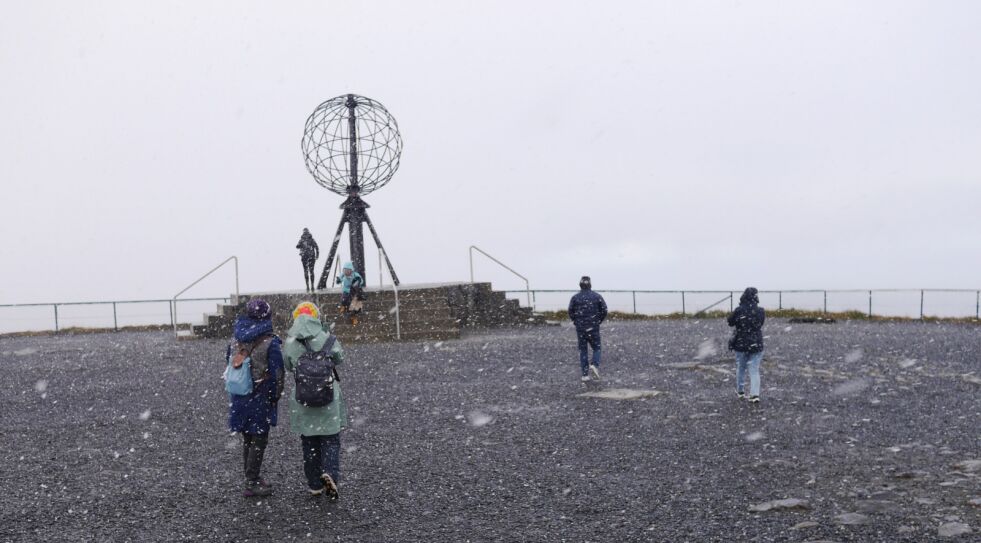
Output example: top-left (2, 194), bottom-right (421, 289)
top-left (740, 287), bottom-right (759, 306)
top-left (342, 262), bottom-right (355, 272)
top-left (234, 316), bottom-right (273, 342)
top-left (288, 314), bottom-right (327, 341)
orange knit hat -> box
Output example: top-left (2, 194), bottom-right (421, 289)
top-left (291, 301), bottom-right (321, 320)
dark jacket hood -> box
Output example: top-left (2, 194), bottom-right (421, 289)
top-left (740, 287), bottom-right (759, 306)
top-left (234, 316), bottom-right (274, 343)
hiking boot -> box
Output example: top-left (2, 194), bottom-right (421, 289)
top-left (581, 375), bottom-right (590, 383)
top-left (736, 391), bottom-right (746, 399)
top-left (243, 481), bottom-right (272, 498)
top-left (308, 487), bottom-right (324, 496)
top-left (351, 317), bottom-right (359, 327)
top-left (321, 473), bottom-right (339, 501)
top-left (589, 365), bottom-right (601, 380)
top-left (748, 395), bottom-right (760, 404)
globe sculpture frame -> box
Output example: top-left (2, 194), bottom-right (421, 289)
top-left (302, 94), bottom-right (402, 288)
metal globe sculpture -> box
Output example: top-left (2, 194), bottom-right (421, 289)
top-left (302, 94), bottom-right (403, 197)
top-left (302, 94), bottom-right (402, 289)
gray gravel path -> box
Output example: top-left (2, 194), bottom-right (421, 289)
top-left (1, 319), bottom-right (978, 542)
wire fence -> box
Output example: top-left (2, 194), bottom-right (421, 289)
top-left (503, 289), bottom-right (981, 320)
top-left (0, 297), bottom-right (229, 335)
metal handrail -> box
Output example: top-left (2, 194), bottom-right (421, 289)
top-left (694, 294), bottom-right (733, 316)
top-left (469, 245), bottom-right (532, 308)
top-left (172, 256), bottom-right (239, 337)
top-left (379, 248), bottom-right (401, 340)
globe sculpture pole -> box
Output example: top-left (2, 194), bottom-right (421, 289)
top-left (301, 93), bottom-right (402, 289)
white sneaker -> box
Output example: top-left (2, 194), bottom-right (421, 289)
top-left (581, 375), bottom-right (590, 383)
top-left (589, 365), bottom-right (601, 380)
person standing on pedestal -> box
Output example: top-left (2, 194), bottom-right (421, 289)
top-left (296, 228), bottom-right (320, 292)
top-left (568, 276), bottom-right (608, 383)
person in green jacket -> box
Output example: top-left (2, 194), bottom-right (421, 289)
top-left (283, 302), bottom-right (348, 499)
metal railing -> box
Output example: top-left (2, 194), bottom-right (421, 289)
top-left (469, 246), bottom-right (532, 308)
top-left (172, 256), bottom-right (239, 337)
top-left (0, 297), bottom-right (229, 334)
top-left (379, 248), bottom-right (401, 340)
top-left (502, 288), bottom-right (981, 320)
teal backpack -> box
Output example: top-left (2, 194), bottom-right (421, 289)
top-left (224, 343), bottom-right (255, 396)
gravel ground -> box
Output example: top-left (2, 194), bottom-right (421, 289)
top-left (1, 319), bottom-right (979, 542)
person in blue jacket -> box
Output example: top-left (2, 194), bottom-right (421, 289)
top-left (727, 287), bottom-right (766, 403)
top-left (568, 276), bottom-right (608, 382)
top-left (226, 299), bottom-right (284, 497)
top-left (336, 261), bottom-right (365, 325)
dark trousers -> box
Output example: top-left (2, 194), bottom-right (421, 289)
top-left (302, 257), bottom-right (316, 290)
top-left (576, 327), bottom-right (602, 376)
top-left (242, 432), bottom-right (269, 482)
top-left (301, 434), bottom-right (341, 489)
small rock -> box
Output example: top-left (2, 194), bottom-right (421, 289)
top-left (749, 498), bottom-right (810, 512)
top-left (790, 521), bottom-right (819, 530)
top-left (835, 512), bottom-right (870, 525)
top-left (937, 522), bottom-right (972, 538)
top-left (855, 500), bottom-right (901, 514)
top-left (897, 526), bottom-right (916, 534)
top-left (968, 497), bottom-right (981, 508)
top-left (952, 459), bottom-right (981, 473)
top-left (961, 374), bottom-right (981, 385)
top-left (893, 470), bottom-right (930, 480)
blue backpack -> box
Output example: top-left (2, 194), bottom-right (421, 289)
top-left (224, 343), bottom-right (256, 396)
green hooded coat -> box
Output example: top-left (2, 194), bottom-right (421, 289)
top-left (283, 315), bottom-right (348, 436)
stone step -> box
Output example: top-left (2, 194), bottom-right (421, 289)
top-left (190, 283), bottom-right (545, 342)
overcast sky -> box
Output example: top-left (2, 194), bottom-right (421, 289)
top-left (2, 1), bottom-right (979, 304)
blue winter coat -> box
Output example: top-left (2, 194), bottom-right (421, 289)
top-left (568, 289), bottom-right (608, 331)
top-left (226, 316), bottom-right (283, 434)
top-left (336, 262), bottom-right (364, 294)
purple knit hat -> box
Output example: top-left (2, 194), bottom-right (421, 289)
top-left (245, 299), bottom-right (272, 320)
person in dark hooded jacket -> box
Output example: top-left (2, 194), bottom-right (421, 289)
top-left (296, 228), bottom-right (319, 292)
top-left (727, 287), bottom-right (765, 403)
top-left (225, 299), bottom-right (284, 497)
top-left (568, 276), bottom-right (608, 382)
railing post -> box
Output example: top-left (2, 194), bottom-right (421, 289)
top-left (681, 291), bottom-right (686, 317)
top-left (823, 291), bottom-right (827, 313)
top-left (976, 290), bottom-right (979, 320)
top-left (920, 290), bottom-right (924, 320)
top-left (778, 291), bottom-right (782, 310)
top-left (169, 300), bottom-right (175, 328)
top-left (730, 292), bottom-right (734, 312)
top-left (113, 302), bottom-right (118, 331)
top-left (532, 291), bottom-right (537, 312)
top-left (868, 290), bottom-right (872, 318)
top-left (53, 304), bottom-right (59, 332)
top-left (632, 291), bottom-right (637, 314)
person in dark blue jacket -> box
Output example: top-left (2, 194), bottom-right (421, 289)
top-left (727, 287), bottom-right (766, 403)
top-left (568, 276), bottom-right (608, 382)
top-left (225, 299), bottom-right (285, 497)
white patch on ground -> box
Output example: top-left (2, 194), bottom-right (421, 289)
top-left (138, 409), bottom-right (151, 421)
top-left (14, 348), bottom-right (37, 356)
top-left (745, 431), bottom-right (765, 442)
top-left (899, 358), bottom-right (918, 368)
top-left (844, 348), bottom-right (864, 363)
top-left (695, 340), bottom-right (718, 360)
top-left (468, 411), bottom-right (493, 427)
top-left (34, 380), bottom-right (48, 393)
top-left (577, 388), bottom-right (662, 400)
top-left (832, 378), bottom-right (870, 396)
